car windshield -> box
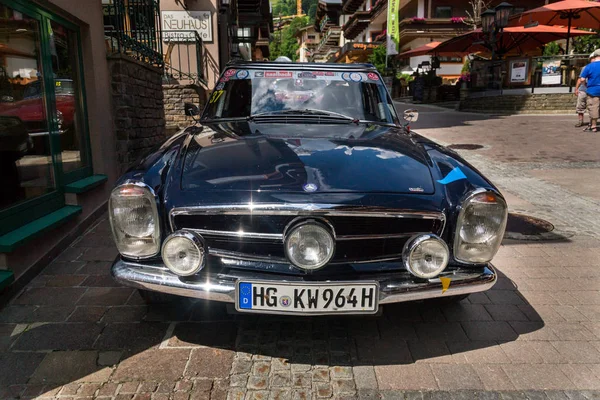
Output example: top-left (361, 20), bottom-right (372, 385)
top-left (202, 67), bottom-right (398, 124)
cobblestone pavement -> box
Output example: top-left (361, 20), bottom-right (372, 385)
top-left (1, 107), bottom-right (600, 399)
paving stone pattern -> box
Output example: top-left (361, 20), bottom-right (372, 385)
top-left (1, 109), bottom-right (600, 399)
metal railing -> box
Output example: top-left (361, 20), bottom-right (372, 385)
top-left (529, 54), bottom-right (589, 92)
top-left (103, 0), bottom-right (163, 67)
top-left (162, 30), bottom-right (205, 85)
top-left (468, 54), bottom-right (590, 96)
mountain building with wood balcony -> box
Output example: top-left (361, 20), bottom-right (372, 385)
top-left (295, 25), bottom-right (321, 62)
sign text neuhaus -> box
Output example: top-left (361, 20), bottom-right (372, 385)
top-left (161, 11), bottom-right (212, 42)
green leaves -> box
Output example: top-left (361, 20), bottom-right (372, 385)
top-left (270, 16), bottom-right (310, 61)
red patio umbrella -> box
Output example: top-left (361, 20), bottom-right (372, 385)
top-left (434, 24), bottom-right (593, 57)
top-left (397, 42), bottom-right (443, 58)
top-left (510, 0), bottom-right (600, 54)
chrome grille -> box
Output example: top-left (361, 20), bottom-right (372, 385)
top-left (169, 204), bottom-right (445, 265)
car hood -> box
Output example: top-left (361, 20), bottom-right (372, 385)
top-left (180, 122), bottom-right (435, 194)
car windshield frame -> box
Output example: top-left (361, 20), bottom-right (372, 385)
top-left (200, 66), bottom-right (399, 126)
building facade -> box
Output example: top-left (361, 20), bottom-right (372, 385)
top-left (296, 25), bottom-right (320, 62)
top-left (0, 0), bottom-right (272, 296)
top-left (307, 0), bottom-right (549, 82)
top-left (0, 0), bottom-right (120, 292)
top-left (159, 0), bottom-right (272, 90)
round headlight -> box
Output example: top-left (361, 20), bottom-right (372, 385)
top-left (403, 234), bottom-right (449, 279)
top-left (284, 221), bottom-right (335, 270)
top-left (162, 231), bottom-right (205, 276)
top-left (454, 190), bottom-right (507, 263)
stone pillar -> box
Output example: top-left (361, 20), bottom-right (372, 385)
top-left (107, 55), bottom-right (167, 174)
top-left (163, 84), bottom-right (207, 136)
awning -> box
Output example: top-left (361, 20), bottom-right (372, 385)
top-left (434, 24), bottom-right (593, 56)
top-left (511, 0), bottom-right (600, 30)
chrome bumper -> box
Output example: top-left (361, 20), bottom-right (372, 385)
top-left (112, 259), bottom-right (497, 306)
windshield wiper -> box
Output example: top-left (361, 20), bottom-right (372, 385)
top-left (202, 110), bottom-right (399, 129)
top-left (247, 109), bottom-right (357, 122)
top-left (354, 120), bottom-right (399, 128)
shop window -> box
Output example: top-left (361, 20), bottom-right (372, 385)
top-left (0, 0), bottom-right (92, 235)
top-left (237, 27), bottom-right (252, 61)
top-left (370, 31), bottom-right (382, 43)
top-left (49, 19), bottom-right (91, 177)
top-left (434, 6), bottom-right (452, 18)
top-left (0, 5), bottom-right (55, 217)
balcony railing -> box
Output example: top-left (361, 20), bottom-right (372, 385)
top-left (162, 30), bottom-right (205, 85)
top-left (103, 0), bottom-right (163, 67)
top-left (319, 16), bottom-right (330, 33)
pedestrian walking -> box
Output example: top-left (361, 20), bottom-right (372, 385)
top-left (580, 49), bottom-right (600, 132)
top-left (574, 74), bottom-right (588, 127)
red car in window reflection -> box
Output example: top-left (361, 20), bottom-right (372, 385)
top-left (0, 79), bottom-right (76, 151)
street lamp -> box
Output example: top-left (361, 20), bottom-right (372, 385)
top-left (481, 9), bottom-right (496, 34)
top-left (494, 2), bottom-right (514, 28)
top-left (480, 2), bottom-right (513, 89)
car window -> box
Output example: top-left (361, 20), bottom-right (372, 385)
top-left (23, 81), bottom-right (41, 99)
top-left (202, 68), bottom-right (398, 124)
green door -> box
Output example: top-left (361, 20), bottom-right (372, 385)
top-left (0, 0), bottom-right (92, 236)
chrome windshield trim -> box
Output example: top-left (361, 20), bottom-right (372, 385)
top-left (169, 204), bottom-right (446, 233)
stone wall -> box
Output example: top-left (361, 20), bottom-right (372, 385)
top-left (163, 84), bottom-right (207, 136)
top-left (108, 55), bottom-right (166, 174)
top-left (460, 93), bottom-right (577, 114)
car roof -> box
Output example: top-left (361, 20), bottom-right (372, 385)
top-left (226, 60), bottom-right (378, 72)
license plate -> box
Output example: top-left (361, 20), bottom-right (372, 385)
top-left (235, 281), bottom-right (379, 315)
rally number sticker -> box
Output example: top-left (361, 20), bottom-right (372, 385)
top-left (209, 90), bottom-right (224, 104)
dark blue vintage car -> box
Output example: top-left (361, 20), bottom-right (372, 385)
top-left (109, 61), bottom-right (507, 315)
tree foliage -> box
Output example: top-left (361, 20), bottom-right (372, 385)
top-left (272, 0), bottom-right (317, 19)
top-left (368, 45), bottom-right (388, 75)
top-left (572, 30), bottom-right (600, 55)
top-left (269, 16), bottom-right (310, 61)
top-left (543, 41), bottom-right (562, 56)
top-left (465, 0), bottom-right (493, 29)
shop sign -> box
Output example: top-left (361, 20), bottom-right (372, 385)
top-left (542, 59), bottom-right (561, 85)
top-left (353, 43), bottom-right (379, 50)
top-left (161, 11), bottom-right (212, 42)
top-left (386, 0), bottom-right (400, 56)
top-left (509, 59), bottom-right (529, 83)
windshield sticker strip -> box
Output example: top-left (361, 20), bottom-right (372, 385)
top-left (235, 70), bottom-right (249, 79)
top-left (222, 70), bottom-right (381, 83)
top-left (264, 71), bottom-right (293, 78)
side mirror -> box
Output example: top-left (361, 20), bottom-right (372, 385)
top-left (184, 102), bottom-right (200, 117)
top-left (403, 109), bottom-right (419, 123)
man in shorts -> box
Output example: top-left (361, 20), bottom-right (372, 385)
top-left (580, 49), bottom-right (600, 132)
top-left (574, 73), bottom-right (587, 127)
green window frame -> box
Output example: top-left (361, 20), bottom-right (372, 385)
top-left (0, 0), bottom-right (93, 236)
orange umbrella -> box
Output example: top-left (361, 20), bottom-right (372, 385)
top-left (510, 0), bottom-right (600, 54)
top-left (397, 42), bottom-right (443, 59)
top-left (434, 24), bottom-right (593, 56)
top-left (397, 41), bottom-right (468, 60)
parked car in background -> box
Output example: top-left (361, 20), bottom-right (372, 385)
top-left (108, 61), bottom-right (507, 315)
top-left (0, 79), bottom-right (75, 152)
